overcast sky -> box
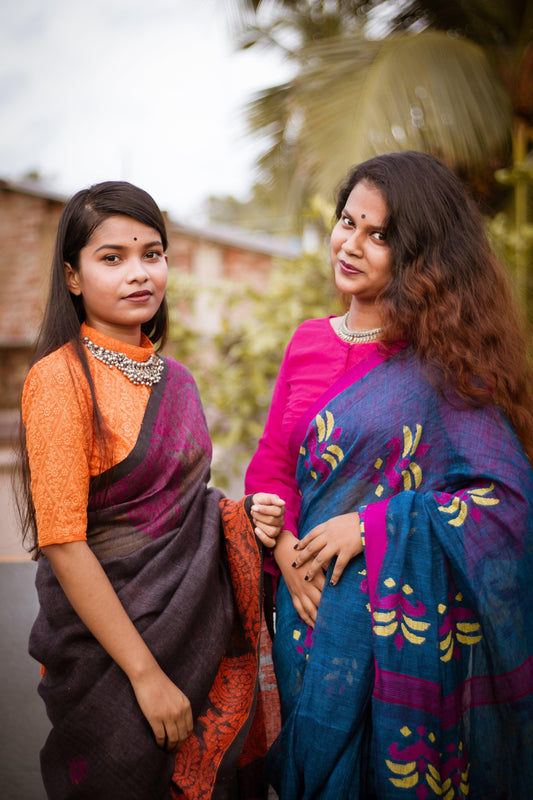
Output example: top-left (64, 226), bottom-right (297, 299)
top-left (0, 0), bottom-right (290, 221)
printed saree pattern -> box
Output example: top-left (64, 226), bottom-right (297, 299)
top-left (30, 359), bottom-right (270, 799)
top-left (269, 348), bottom-right (533, 799)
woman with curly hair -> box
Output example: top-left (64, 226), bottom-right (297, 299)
top-left (246, 151), bottom-right (533, 798)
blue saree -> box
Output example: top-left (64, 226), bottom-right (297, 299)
top-left (268, 346), bottom-right (533, 799)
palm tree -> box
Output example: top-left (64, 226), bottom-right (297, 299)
top-left (228, 0), bottom-right (533, 313)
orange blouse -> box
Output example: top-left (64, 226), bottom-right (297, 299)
top-left (22, 324), bottom-right (155, 547)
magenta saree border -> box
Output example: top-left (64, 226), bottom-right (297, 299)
top-left (374, 656), bottom-right (533, 728)
top-left (288, 343), bottom-right (403, 458)
top-left (365, 491), bottom-right (533, 727)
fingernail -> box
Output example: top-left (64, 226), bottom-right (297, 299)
top-left (291, 561), bottom-right (297, 568)
top-left (293, 543), bottom-right (299, 550)
top-left (330, 579), bottom-right (336, 586)
top-left (304, 575), bottom-right (309, 581)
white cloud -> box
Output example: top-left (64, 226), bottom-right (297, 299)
top-left (0, 0), bottom-right (291, 220)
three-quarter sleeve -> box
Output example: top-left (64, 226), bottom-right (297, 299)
top-left (22, 354), bottom-right (92, 546)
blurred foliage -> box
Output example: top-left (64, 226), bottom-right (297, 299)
top-left (204, 183), bottom-right (295, 237)
top-left (167, 221), bottom-right (339, 488)
top-left (220, 0), bottom-right (533, 234)
top-left (220, 0), bottom-right (533, 324)
top-left (488, 149), bottom-right (533, 318)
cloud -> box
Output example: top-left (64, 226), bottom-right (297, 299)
top-left (0, 0), bottom-right (290, 219)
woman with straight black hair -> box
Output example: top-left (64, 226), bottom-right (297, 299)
top-left (18, 180), bottom-right (285, 799)
top-left (246, 151), bottom-right (533, 798)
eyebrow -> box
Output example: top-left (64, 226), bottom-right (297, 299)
top-left (93, 240), bottom-right (163, 253)
top-left (341, 209), bottom-right (386, 231)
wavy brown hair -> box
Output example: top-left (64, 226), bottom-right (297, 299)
top-left (335, 151), bottom-right (533, 465)
top-left (17, 181), bottom-right (169, 557)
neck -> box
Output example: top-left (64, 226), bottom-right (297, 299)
top-left (345, 300), bottom-right (383, 331)
top-left (84, 321), bottom-right (143, 348)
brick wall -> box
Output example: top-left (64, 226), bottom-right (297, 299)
top-left (0, 183), bottom-right (63, 347)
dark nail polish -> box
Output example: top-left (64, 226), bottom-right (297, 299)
top-left (304, 575), bottom-right (309, 581)
top-left (293, 543), bottom-right (299, 550)
top-left (292, 562), bottom-right (297, 568)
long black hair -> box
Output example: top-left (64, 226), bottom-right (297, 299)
top-left (18, 181), bottom-right (169, 557)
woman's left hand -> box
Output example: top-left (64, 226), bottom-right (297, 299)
top-left (251, 493), bottom-right (286, 548)
top-left (292, 512), bottom-right (362, 586)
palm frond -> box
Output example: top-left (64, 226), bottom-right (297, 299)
top-left (262, 31), bottom-right (512, 202)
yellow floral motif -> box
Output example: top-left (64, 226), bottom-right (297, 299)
top-left (316, 410), bottom-right (333, 441)
top-left (372, 582), bottom-right (430, 646)
top-left (302, 410), bottom-right (345, 481)
top-left (373, 423), bottom-right (428, 497)
top-left (439, 593), bottom-right (482, 662)
top-left (438, 484), bottom-right (499, 527)
top-left (387, 728), bottom-right (470, 798)
top-left (400, 424), bottom-right (424, 488)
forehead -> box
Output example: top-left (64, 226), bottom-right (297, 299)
top-left (88, 214), bottom-right (161, 245)
top-left (345, 180), bottom-right (388, 220)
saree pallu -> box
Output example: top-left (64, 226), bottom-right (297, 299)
top-left (269, 347), bottom-right (533, 799)
top-left (30, 359), bottom-right (272, 800)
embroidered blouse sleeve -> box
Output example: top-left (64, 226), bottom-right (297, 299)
top-left (22, 354), bottom-right (92, 547)
top-left (245, 335), bottom-right (302, 537)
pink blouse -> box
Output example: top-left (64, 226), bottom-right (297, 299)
top-left (245, 316), bottom-right (381, 537)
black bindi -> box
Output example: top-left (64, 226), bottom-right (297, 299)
top-left (133, 237), bottom-right (137, 241)
top-left (361, 213), bottom-right (366, 219)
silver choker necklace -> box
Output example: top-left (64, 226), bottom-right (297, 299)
top-left (337, 313), bottom-right (382, 343)
top-left (83, 337), bottom-right (164, 386)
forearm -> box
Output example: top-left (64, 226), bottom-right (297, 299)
top-left (42, 540), bottom-right (159, 681)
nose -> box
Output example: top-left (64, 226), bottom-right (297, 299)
top-left (342, 228), bottom-right (363, 257)
top-left (127, 257), bottom-right (149, 282)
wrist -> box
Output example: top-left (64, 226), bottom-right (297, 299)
top-left (273, 529), bottom-right (298, 568)
top-left (122, 647), bottom-right (161, 684)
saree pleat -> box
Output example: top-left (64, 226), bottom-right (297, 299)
top-left (30, 359), bottom-right (270, 799)
top-left (269, 349), bottom-right (533, 799)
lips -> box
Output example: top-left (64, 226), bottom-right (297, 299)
top-left (125, 290), bottom-right (152, 299)
top-left (339, 259), bottom-right (362, 275)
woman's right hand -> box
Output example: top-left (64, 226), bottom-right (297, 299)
top-left (130, 667), bottom-right (193, 752)
top-left (274, 530), bottom-right (325, 627)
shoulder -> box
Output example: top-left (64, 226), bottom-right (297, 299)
top-left (286, 317), bottom-right (334, 352)
top-left (22, 342), bottom-right (87, 418)
top-left (284, 316), bottom-right (336, 357)
top-left (163, 355), bottom-right (195, 382)
top-left (162, 356), bottom-right (202, 395)
top-left (23, 343), bottom-right (78, 394)
top-left (292, 316), bottom-right (333, 338)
